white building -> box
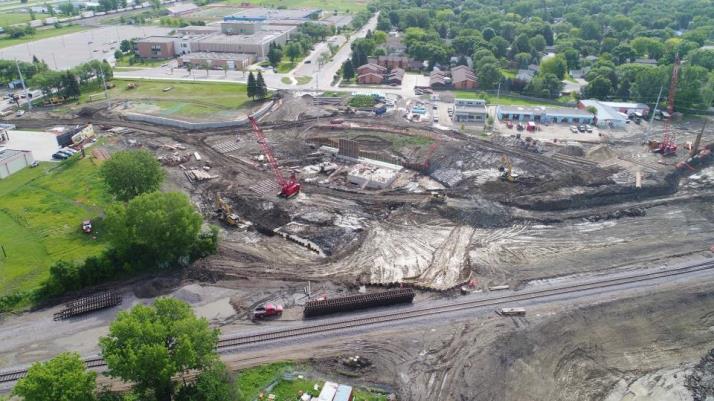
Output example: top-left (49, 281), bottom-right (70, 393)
top-left (578, 100), bottom-right (628, 128)
top-left (347, 164), bottom-right (399, 189)
top-left (0, 149), bottom-right (34, 179)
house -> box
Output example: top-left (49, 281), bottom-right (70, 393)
top-left (356, 63), bottom-right (387, 76)
top-left (600, 101), bottom-right (649, 117)
top-left (451, 65), bottom-right (477, 89)
top-left (357, 72), bottom-right (384, 84)
top-left (386, 67), bottom-right (404, 85)
top-left (385, 32), bottom-right (407, 55)
top-left (496, 105), bottom-right (594, 124)
top-left (430, 69), bottom-right (448, 88)
top-left (377, 55), bottom-right (409, 69)
top-left (633, 58), bottom-right (657, 65)
top-left (0, 149), bottom-right (34, 179)
top-left (408, 59), bottom-right (425, 71)
top-left (577, 100), bottom-right (628, 128)
top-left (516, 69), bottom-right (535, 82)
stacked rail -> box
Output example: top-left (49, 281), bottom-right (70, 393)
top-left (303, 288), bottom-right (415, 317)
top-left (53, 291), bottom-right (122, 321)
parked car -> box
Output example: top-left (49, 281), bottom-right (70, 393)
top-left (304, 60), bottom-right (312, 64)
top-left (433, 116), bottom-right (439, 123)
top-left (30, 161), bottom-right (39, 168)
top-left (585, 124), bottom-right (593, 133)
top-left (506, 121), bottom-right (514, 129)
top-left (52, 152), bottom-right (69, 160)
top-left (577, 125), bottom-right (586, 132)
top-left (570, 126), bottom-right (578, 133)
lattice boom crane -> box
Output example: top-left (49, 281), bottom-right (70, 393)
top-left (248, 115), bottom-right (301, 198)
top-left (656, 55), bottom-right (681, 156)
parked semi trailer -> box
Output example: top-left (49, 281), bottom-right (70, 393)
top-left (303, 288), bottom-right (415, 318)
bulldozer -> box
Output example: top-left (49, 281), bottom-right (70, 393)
top-left (499, 154), bottom-right (518, 182)
top-left (214, 194), bottom-right (239, 226)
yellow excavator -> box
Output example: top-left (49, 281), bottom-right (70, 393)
top-left (215, 193), bottom-right (239, 226)
top-left (499, 155), bottom-right (518, 182)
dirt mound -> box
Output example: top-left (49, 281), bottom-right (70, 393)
top-left (133, 277), bottom-right (181, 298)
top-left (686, 348), bottom-right (714, 401)
top-left (587, 144), bottom-right (615, 161)
top-left (232, 195), bottom-right (291, 232)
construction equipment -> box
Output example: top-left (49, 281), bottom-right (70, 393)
top-left (215, 194), bottom-right (239, 226)
top-left (654, 55), bottom-right (681, 156)
top-left (690, 122), bottom-right (705, 156)
top-left (248, 115), bottom-right (301, 198)
top-left (498, 154), bottom-right (518, 182)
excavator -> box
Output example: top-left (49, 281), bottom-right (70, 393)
top-left (499, 154), bottom-right (518, 182)
top-left (214, 193), bottom-right (239, 226)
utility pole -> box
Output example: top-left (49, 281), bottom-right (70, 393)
top-left (645, 85), bottom-right (664, 144)
top-left (496, 80), bottom-right (502, 101)
top-left (14, 59), bottom-right (31, 112)
top-left (97, 62), bottom-right (111, 109)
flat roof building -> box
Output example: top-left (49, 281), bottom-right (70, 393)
top-left (497, 105), bottom-right (594, 124)
top-left (180, 52), bottom-right (254, 70)
top-left (577, 100), bottom-right (628, 128)
top-left (135, 36), bottom-right (178, 59)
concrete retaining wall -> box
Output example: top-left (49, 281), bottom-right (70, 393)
top-left (122, 100), bottom-right (274, 130)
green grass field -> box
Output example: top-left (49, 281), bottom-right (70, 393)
top-left (221, 0), bottom-right (367, 13)
top-left (0, 25), bottom-right (87, 49)
top-left (0, 159), bottom-right (111, 297)
top-left (82, 79), bottom-right (252, 118)
top-left (0, 13), bottom-right (48, 27)
top-left (235, 362), bottom-right (292, 401)
top-left (452, 90), bottom-right (552, 106)
top-left (295, 75), bottom-right (312, 85)
top-left (277, 60), bottom-right (298, 73)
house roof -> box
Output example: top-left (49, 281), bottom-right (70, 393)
top-left (601, 101), bottom-right (648, 110)
top-left (451, 65), bottom-right (476, 83)
top-left (137, 36), bottom-right (178, 44)
top-left (357, 72), bottom-right (385, 80)
top-left (0, 149), bottom-right (30, 163)
top-left (357, 63), bottom-right (387, 73)
top-left (378, 55), bottom-right (408, 62)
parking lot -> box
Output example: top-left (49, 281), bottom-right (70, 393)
top-left (493, 112), bottom-right (603, 143)
top-left (2, 130), bottom-right (61, 161)
top-left (0, 26), bottom-right (172, 70)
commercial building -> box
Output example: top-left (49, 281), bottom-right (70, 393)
top-left (180, 52), bottom-right (254, 70)
top-left (135, 36), bottom-right (177, 59)
top-left (223, 8), bottom-right (321, 24)
top-left (496, 105), bottom-right (594, 124)
top-left (600, 101), bottom-right (649, 117)
top-left (0, 149), bottom-right (34, 179)
top-left (577, 100), bottom-right (628, 128)
top-left (189, 22), bottom-right (296, 59)
top-left (454, 98), bottom-right (487, 123)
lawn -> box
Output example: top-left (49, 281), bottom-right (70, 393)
top-left (81, 79), bottom-right (252, 118)
top-left (295, 75), bottom-right (312, 85)
top-left (0, 24), bottom-right (87, 49)
top-left (281, 76), bottom-right (292, 84)
top-left (0, 13), bottom-right (48, 27)
top-left (234, 362), bottom-right (388, 401)
top-left (277, 60), bottom-right (298, 73)
top-left (452, 90), bottom-right (551, 106)
top-left (221, 0), bottom-right (366, 13)
top-left (0, 158), bottom-right (111, 297)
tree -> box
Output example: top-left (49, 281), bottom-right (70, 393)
top-left (540, 54), bottom-right (568, 80)
top-left (612, 45), bottom-right (636, 65)
top-left (104, 192), bottom-right (203, 264)
top-left (489, 36), bottom-right (509, 58)
top-left (285, 42), bottom-right (301, 62)
top-left (100, 298), bottom-right (218, 401)
top-left (46, 3), bottom-right (55, 15)
top-left (342, 60), bottom-right (354, 80)
top-left (255, 71), bottom-right (267, 99)
top-left (176, 361), bottom-right (239, 401)
top-left (529, 34), bottom-right (546, 52)
top-left (100, 149), bottom-right (164, 202)
top-left (267, 46), bottom-right (282, 67)
top-left (247, 71), bottom-right (256, 100)
top-left (689, 49), bottom-right (714, 71)
top-left (29, 8), bottom-right (36, 20)
top-left (62, 71), bottom-right (80, 98)
top-left (58, 1), bottom-right (74, 15)
top-left (482, 27), bottom-right (496, 41)
top-left (114, 50), bottom-right (123, 60)
top-left (477, 63), bottom-right (502, 90)
top-left (586, 105), bottom-right (598, 115)
top-left (119, 39), bottom-right (132, 53)
top-left (14, 352), bottom-right (96, 401)
top-left (585, 75), bottom-right (613, 100)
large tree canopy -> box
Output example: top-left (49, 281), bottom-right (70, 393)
top-left (100, 149), bottom-right (165, 202)
top-left (100, 298), bottom-right (219, 401)
top-left (14, 352), bottom-right (96, 401)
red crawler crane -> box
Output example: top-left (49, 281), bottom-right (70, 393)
top-left (248, 115), bottom-right (301, 198)
top-left (655, 55), bottom-right (681, 156)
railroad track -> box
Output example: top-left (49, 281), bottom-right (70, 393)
top-left (2, 260), bottom-right (713, 385)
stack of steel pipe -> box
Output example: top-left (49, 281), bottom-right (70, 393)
top-left (303, 288), bottom-right (415, 318)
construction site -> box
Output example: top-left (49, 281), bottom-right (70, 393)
top-left (1, 79), bottom-right (714, 400)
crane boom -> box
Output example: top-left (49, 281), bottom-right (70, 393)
top-left (248, 115), bottom-right (300, 198)
top-left (656, 55), bottom-right (681, 156)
